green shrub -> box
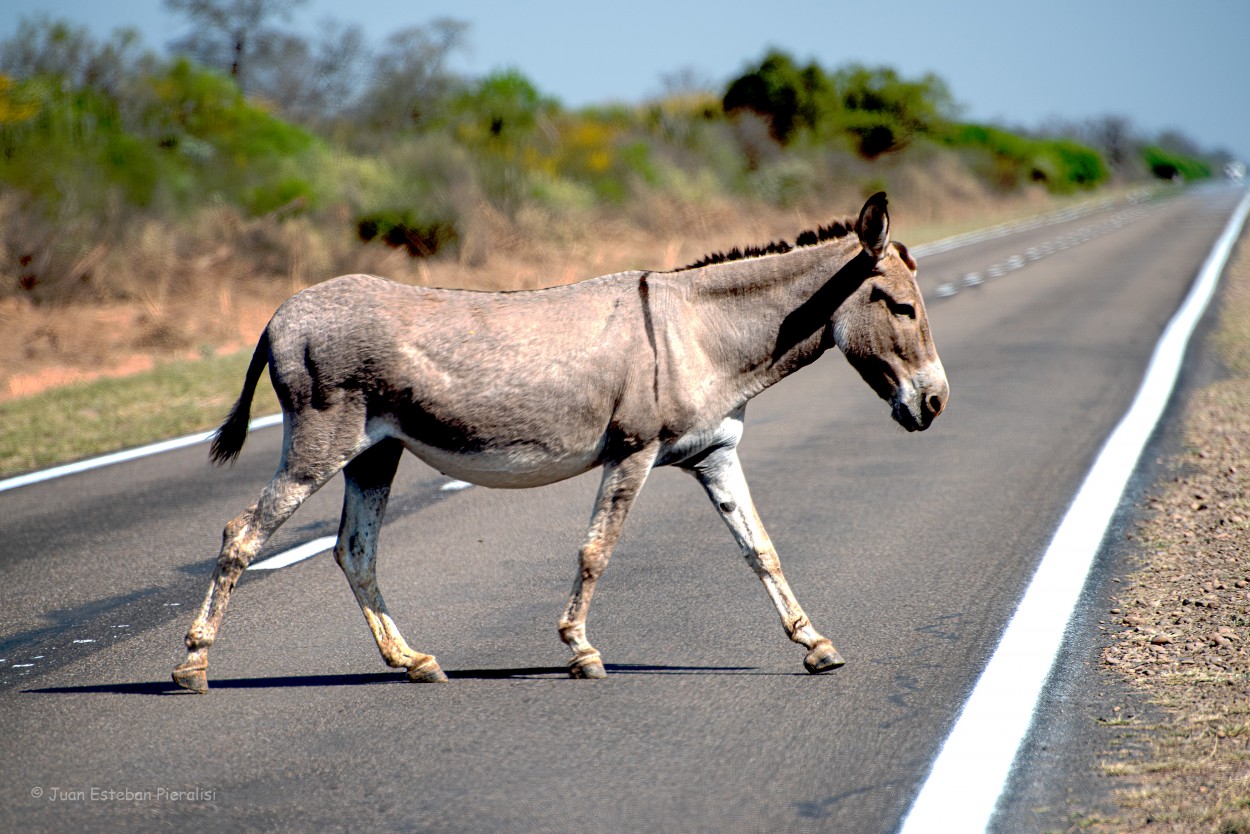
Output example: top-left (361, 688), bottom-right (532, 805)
top-left (722, 53), bottom-right (956, 158)
top-left (1142, 145), bottom-right (1211, 181)
top-left (942, 122), bottom-right (1107, 193)
top-left (356, 209), bottom-right (458, 257)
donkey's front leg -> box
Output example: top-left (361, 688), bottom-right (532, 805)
top-left (685, 447), bottom-right (845, 674)
top-left (558, 446), bottom-right (658, 679)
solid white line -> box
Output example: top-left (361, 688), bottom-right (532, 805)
top-left (898, 189), bottom-right (1250, 834)
top-left (0, 413), bottom-right (282, 494)
top-left (247, 535), bottom-right (337, 571)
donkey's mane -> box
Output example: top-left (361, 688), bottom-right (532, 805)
top-left (675, 215), bottom-right (858, 272)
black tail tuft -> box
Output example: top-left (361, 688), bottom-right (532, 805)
top-left (209, 329), bottom-right (271, 466)
top-left (209, 400), bottom-right (252, 466)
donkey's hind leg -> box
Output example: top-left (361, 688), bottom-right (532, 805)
top-left (173, 468), bottom-right (325, 692)
top-left (334, 439), bottom-right (446, 683)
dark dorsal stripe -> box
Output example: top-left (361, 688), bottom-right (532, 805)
top-left (676, 216), bottom-right (857, 272)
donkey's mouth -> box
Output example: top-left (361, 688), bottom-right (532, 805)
top-left (892, 401), bottom-right (921, 432)
top-left (891, 399), bottom-right (932, 432)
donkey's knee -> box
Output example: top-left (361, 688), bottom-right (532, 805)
top-left (578, 542), bottom-right (609, 582)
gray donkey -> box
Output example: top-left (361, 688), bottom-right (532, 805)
top-left (173, 192), bottom-right (948, 692)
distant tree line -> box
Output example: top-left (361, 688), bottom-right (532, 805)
top-left (0, 3), bottom-right (1231, 278)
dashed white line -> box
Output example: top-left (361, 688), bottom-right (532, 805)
top-left (897, 190), bottom-right (1250, 834)
top-left (247, 535), bottom-right (337, 571)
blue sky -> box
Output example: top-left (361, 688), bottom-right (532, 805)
top-left (3, 0), bottom-right (1248, 163)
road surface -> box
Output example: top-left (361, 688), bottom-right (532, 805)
top-left (2, 185), bottom-right (1245, 832)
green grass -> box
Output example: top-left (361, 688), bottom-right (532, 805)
top-left (0, 349), bottom-right (279, 479)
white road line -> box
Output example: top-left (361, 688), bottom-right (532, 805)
top-left (898, 189), bottom-right (1250, 834)
top-left (250, 476), bottom-right (475, 571)
top-left (247, 535), bottom-right (337, 571)
top-left (0, 413), bottom-right (283, 494)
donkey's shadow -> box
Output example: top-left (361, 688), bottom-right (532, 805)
top-left (24, 663), bottom-right (776, 695)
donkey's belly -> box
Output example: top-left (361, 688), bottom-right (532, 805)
top-left (385, 425), bottom-right (604, 488)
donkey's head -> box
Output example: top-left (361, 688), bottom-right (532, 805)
top-left (834, 193), bottom-right (948, 432)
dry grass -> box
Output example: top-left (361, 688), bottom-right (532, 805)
top-left (0, 160), bottom-right (1112, 478)
top-left (0, 158), bottom-right (1064, 404)
top-left (1080, 228), bottom-right (1250, 833)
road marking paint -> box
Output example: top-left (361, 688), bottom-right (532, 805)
top-left (898, 189), bottom-right (1250, 834)
top-left (247, 535), bottom-right (337, 571)
top-left (245, 478), bottom-right (472, 572)
top-left (72, 639), bottom-right (95, 644)
top-left (0, 413), bottom-right (284, 494)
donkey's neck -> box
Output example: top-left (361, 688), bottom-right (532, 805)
top-left (681, 236), bottom-right (867, 400)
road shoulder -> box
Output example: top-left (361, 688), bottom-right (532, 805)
top-left (995, 218), bottom-right (1250, 833)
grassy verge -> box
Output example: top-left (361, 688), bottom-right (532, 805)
top-left (1085, 225), bottom-right (1250, 832)
top-left (0, 349), bottom-right (278, 478)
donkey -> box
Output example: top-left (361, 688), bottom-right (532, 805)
top-left (172, 192), bottom-right (947, 692)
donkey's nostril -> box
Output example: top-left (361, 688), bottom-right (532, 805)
top-left (928, 394), bottom-right (944, 416)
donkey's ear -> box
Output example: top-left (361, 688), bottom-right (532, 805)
top-left (856, 191), bottom-right (890, 259)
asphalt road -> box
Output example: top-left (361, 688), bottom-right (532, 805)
top-left (2, 185), bottom-right (1245, 833)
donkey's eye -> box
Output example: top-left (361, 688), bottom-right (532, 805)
top-left (870, 284), bottom-right (915, 319)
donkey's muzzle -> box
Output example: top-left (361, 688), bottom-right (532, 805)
top-left (893, 371), bottom-right (948, 432)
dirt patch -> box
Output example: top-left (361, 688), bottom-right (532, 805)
top-left (1084, 227), bottom-right (1250, 832)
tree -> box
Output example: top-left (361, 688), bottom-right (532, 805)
top-left (354, 19), bottom-right (468, 130)
top-left (722, 50), bottom-right (815, 144)
top-left (163, 0), bottom-right (308, 93)
top-left (247, 21), bottom-right (368, 123)
top-left (830, 64), bottom-right (957, 157)
top-left (0, 16), bottom-right (151, 97)
top-left (1084, 115), bottom-right (1134, 172)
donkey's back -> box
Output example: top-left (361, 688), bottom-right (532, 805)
top-left (247, 272), bottom-right (663, 488)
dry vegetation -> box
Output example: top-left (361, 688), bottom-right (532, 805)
top-left (1081, 228), bottom-right (1250, 833)
top-left (0, 154), bottom-right (1051, 403)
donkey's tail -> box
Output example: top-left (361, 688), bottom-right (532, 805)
top-left (210, 328), bottom-right (272, 466)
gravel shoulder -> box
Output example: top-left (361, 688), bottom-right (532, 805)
top-left (1080, 222), bottom-right (1250, 832)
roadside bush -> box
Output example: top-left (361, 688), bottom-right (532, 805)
top-left (1142, 145), bottom-right (1211, 181)
top-left (722, 53), bottom-right (957, 158)
top-left (0, 75), bottom-right (175, 213)
top-left (357, 209), bottom-right (458, 257)
top-left (943, 123), bottom-right (1107, 193)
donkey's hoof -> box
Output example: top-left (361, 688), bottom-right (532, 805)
top-left (406, 659), bottom-right (448, 683)
top-left (570, 661), bottom-right (607, 680)
top-left (172, 664), bottom-right (209, 694)
top-left (803, 642), bottom-right (846, 674)
top-left (569, 653), bottom-right (607, 680)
